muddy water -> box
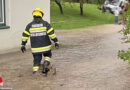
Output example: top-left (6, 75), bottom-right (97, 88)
top-left (0, 24), bottom-right (130, 90)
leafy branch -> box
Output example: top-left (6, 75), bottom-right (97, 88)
top-left (118, 3), bottom-right (130, 63)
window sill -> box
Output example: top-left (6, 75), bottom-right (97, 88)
top-left (0, 26), bottom-right (10, 29)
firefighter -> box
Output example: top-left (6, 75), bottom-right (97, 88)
top-left (21, 8), bottom-right (59, 75)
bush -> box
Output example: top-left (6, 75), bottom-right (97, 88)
top-left (118, 4), bottom-right (130, 63)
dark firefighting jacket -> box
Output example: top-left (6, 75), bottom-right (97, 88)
top-left (21, 17), bottom-right (58, 54)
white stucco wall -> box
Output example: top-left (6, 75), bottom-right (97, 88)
top-left (0, 0), bottom-right (50, 53)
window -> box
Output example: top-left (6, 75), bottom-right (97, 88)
top-left (0, 0), bottom-right (9, 29)
top-left (0, 0), bottom-right (5, 26)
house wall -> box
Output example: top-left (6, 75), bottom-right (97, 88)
top-left (0, 0), bottom-right (50, 53)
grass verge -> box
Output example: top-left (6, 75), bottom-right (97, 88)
top-left (51, 2), bottom-right (115, 30)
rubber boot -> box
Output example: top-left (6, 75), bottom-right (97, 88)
top-left (42, 61), bottom-right (50, 75)
top-left (33, 66), bottom-right (39, 74)
top-left (33, 69), bottom-right (38, 74)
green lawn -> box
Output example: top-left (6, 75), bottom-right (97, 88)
top-left (50, 2), bottom-right (115, 30)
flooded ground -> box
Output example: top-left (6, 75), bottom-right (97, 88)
top-left (0, 24), bottom-right (130, 90)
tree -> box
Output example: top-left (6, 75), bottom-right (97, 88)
top-left (51, 0), bottom-right (105, 15)
top-left (55, 0), bottom-right (64, 14)
top-left (79, 0), bottom-right (84, 15)
top-left (65, 0), bottom-right (85, 15)
top-left (51, 0), bottom-right (64, 14)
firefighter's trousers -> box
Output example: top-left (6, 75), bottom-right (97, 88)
top-left (32, 50), bottom-right (52, 67)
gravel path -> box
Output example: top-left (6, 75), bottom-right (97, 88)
top-left (0, 24), bottom-right (130, 90)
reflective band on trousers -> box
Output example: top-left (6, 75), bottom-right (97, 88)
top-left (45, 57), bottom-right (51, 61)
top-left (33, 66), bottom-right (39, 70)
top-left (31, 45), bottom-right (52, 53)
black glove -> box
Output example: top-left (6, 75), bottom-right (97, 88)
top-left (55, 42), bottom-right (59, 49)
top-left (21, 45), bottom-right (26, 53)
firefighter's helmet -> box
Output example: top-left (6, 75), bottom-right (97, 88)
top-left (33, 8), bottom-right (44, 17)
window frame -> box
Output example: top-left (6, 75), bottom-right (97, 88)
top-left (0, 0), bottom-right (5, 26)
top-left (0, 0), bottom-right (10, 29)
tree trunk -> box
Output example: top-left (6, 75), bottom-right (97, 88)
top-left (55, 0), bottom-right (63, 14)
top-left (80, 0), bottom-right (84, 16)
top-left (86, 0), bottom-right (89, 3)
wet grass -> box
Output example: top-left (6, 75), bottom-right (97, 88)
top-left (50, 2), bottom-right (115, 30)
